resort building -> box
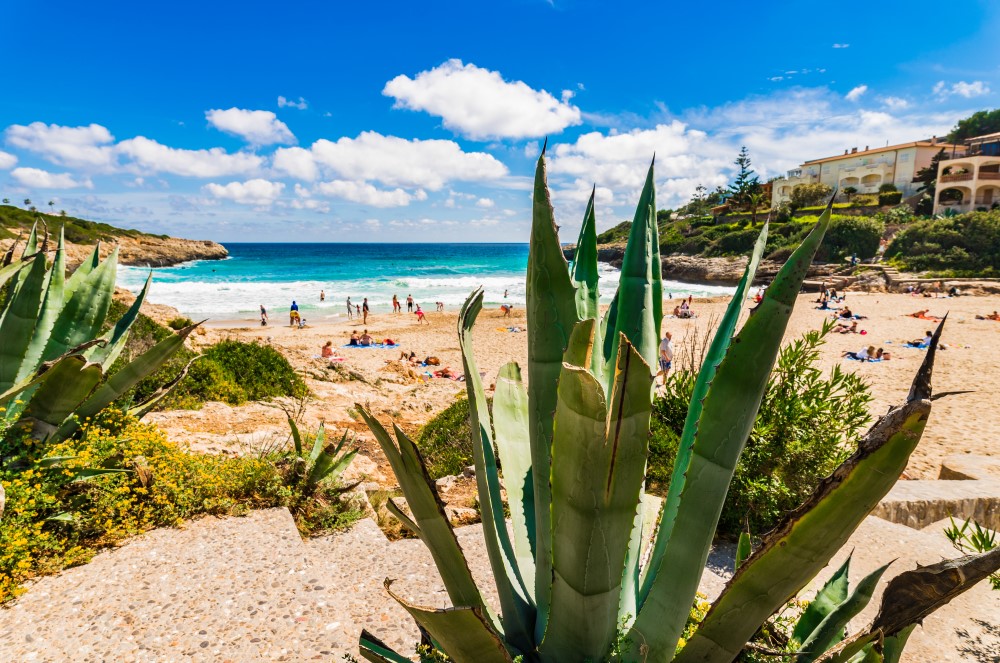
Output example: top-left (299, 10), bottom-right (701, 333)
top-left (933, 132), bottom-right (1000, 214)
top-left (771, 138), bottom-right (963, 207)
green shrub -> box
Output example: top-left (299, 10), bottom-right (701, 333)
top-left (708, 228), bottom-right (761, 256)
top-left (817, 215), bottom-right (884, 261)
top-left (415, 397), bottom-right (481, 478)
top-left (167, 316), bottom-right (194, 330)
top-left (885, 210), bottom-right (1000, 274)
top-left (878, 183), bottom-right (899, 194)
top-left (0, 411), bottom-right (362, 601)
top-left (878, 191), bottom-right (903, 206)
top-left (789, 183), bottom-right (832, 210)
top-left (648, 324), bottom-right (872, 536)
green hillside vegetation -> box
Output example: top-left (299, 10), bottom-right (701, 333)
top-left (105, 300), bottom-right (308, 409)
top-left (885, 209), bottom-right (1000, 277)
top-left (0, 203), bottom-right (169, 243)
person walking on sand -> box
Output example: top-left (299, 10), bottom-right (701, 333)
top-left (406, 294), bottom-right (414, 313)
top-left (658, 331), bottom-right (674, 381)
top-left (260, 304), bottom-right (268, 326)
top-left (289, 300), bottom-right (299, 326)
top-left (362, 297), bottom-right (370, 324)
top-left (392, 294), bottom-right (400, 313)
top-left (346, 297), bottom-right (353, 319)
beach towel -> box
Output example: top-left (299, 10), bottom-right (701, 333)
top-left (904, 342), bottom-right (929, 349)
top-left (342, 343), bottom-right (398, 349)
top-left (844, 356), bottom-right (882, 362)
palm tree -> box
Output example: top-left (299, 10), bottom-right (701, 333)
top-left (843, 186), bottom-right (858, 202)
top-left (28, 206), bottom-right (37, 212)
top-left (59, 210), bottom-right (67, 217)
top-left (747, 191), bottom-right (766, 225)
top-left (23, 198), bottom-right (32, 208)
top-left (1, 198), bottom-right (9, 205)
top-left (48, 200), bottom-right (54, 213)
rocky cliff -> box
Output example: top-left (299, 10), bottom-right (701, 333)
top-left (566, 244), bottom-right (839, 285)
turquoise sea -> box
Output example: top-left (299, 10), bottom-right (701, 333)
top-left (116, 243), bottom-right (735, 321)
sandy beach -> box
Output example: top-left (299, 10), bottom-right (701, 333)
top-left (149, 291), bottom-right (1000, 482)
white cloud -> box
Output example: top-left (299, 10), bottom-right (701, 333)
top-left (934, 80), bottom-right (991, 99)
top-left (845, 85), bottom-right (868, 102)
top-left (11, 167), bottom-right (92, 189)
top-left (204, 179), bottom-right (285, 206)
top-left (205, 108), bottom-right (296, 146)
top-left (272, 146), bottom-right (319, 181)
top-left (832, 43), bottom-right (850, 48)
top-left (277, 95), bottom-right (308, 110)
top-left (309, 131), bottom-right (508, 189)
top-left (315, 180), bottom-right (420, 207)
top-left (383, 59), bottom-right (582, 139)
top-left (117, 137), bottom-right (263, 177)
top-left (476, 197), bottom-right (495, 208)
top-left (0, 150), bottom-right (16, 170)
top-left (881, 96), bottom-right (909, 110)
top-left (5, 122), bottom-right (116, 169)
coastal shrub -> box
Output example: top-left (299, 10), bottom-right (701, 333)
top-left (647, 324), bottom-right (872, 536)
top-left (167, 316), bottom-right (194, 330)
top-left (415, 397), bottom-right (481, 478)
top-left (878, 191), bottom-right (903, 206)
top-left (789, 182), bottom-right (832, 210)
top-left (878, 183), bottom-right (899, 194)
top-left (817, 215), bottom-right (884, 262)
top-left (0, 410), bottom-right (361, 602)
top-left (885, 210), bottom-right (1000, 275)
top-left (707, 228), bottom-right (760, 256)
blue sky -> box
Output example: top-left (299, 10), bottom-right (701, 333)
top-left (1, 0), bottom-right (998, 242)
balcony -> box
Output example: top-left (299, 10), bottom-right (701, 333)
top-left (940, 173), bottom-right (974, 183)
top-left (980, 172), bottom-right (1000, 181)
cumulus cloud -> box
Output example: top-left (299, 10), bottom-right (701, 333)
top-left (117, 137), bottom-right (263, 177)
top-left (0, 150), bottom-right (16, 170)
top-left (316, 180), bottom-right (423, 207)
top-left (205, 108), bottom-right (296, 145)
top-left (309, 131), bottom-right (508, 189)
top-left (277, 96), bottom-right (308, 110)
top-left (204, 179), bottom-right (285, 206)
top-left (881, 96), bottom-right (909, 110)
top-left (933, 80), bottom-right (991, 99)
top-left (272, 146), bottom-right (319, 181)
top-left (475, 197), bottom-right (495, 208)
top-left (845, 85), bottom-right (868, 102)
top-left (383, 59), bottom-right (582, 139)
top-left (5, 122), bottom-right (116, 169)
top-left (11, 167), bottom-right (92, 189)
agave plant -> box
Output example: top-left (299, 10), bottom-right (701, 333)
top-left (0, 222), bottom-right (195, 453)
top-left (287, 418), bottom-right (358, 495)
top-left (356, 151), bottom-right (1000, 663)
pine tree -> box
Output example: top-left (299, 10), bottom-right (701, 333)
top-left (728, 146), bottom-right (761, 207)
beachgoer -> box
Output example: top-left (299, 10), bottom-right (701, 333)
top-left (658, 331), bottom-right (674, 378)
top-left (424, 356), bottom-right (440, 366)
top-left (356, 304), bottom-right (361, 317)
top-left (415, 304), bottom-right (426, 324)
top-left (504, 289), bottom-right (508, 299)
top-left (834, 320), bottom-right (858, 334)
top-left (346, 297), bottom-right (353, 319)
top-left (321, 341), bottom-right (334, 358)
top-left (908, 331), bottom-right (934, 347)
top-left (349, 331), bottom-right (360, 346)
top-left (360, 329), bottom-right (373, 346)
top-left (260, 304), bottom-right (268, 326)
top-left (838, 307), bottom-right (854, 319)
top-left (406, 294), bottom-right (414, 313)
top-left (362, 297), bottom-right (370, 324)
top-left (501, 304), bottom-right (512, 318)
top-left (842, 345), bottom-right (875, 361)
top-left (320, 289), bottom-right (325, 302)
top-left (290, 300), bottom-right (299, 326)
top-left (436, 302), bottom-right (444, 312)
top-left (392, 294), bottom-right (400, 313)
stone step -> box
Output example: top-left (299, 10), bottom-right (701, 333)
top-left (0, 508), bottom-right (358, 661)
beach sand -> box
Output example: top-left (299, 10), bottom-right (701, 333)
top-left (149, 291), bottom-right (1000, 481)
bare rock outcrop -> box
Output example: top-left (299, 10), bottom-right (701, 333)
top-left (1, 233), bottom-right (227, 269)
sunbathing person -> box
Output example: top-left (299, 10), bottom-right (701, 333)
top-left (833, 320), bottom-right (859, 334)
top-left (348, 331), bottom-right (360, 346)
top-left (842, 345), bottom-right (875, 361)
top-left (908, 309), bottom-right (942, 321)
top-left (321, 340), bottom-right (335, 358)
top-left (359, 330), bottom-right (374, 346)
top-left (975, 310), bottom-right (1000, 321)
top-left (907, 331), bottom-right (934, 348)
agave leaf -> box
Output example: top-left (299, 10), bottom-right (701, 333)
top-left (540, 335), bottom-right (652, 661)
top-left (385, 497), bottom-right (421, 536)
top-left (87, 271), bottom-right (152, 367)
top-left (641, 221), bottom-right (768, 599)
top-left (19, 355), bottom-right (104, 439)
top-left (308, 421), bottom-right (327, 464)
top-left (492, 361), bottom-right (536, 599)
top-left (632, 204), bottom-right (832, 659)
top-left (0, 253), bottom-right (48, 393)
top-left (526, 148), bottom-right (581, 638)
top-left (796, 562), bottom-right (891, 663)
top-left (735, 531), bottom-right (752, 573)
top-left (383, 580), bottom-right (514, 663)
top-left (21, 221), bottom-right (38, 259)
top-left (571, 187), bottom-right (601, 324)
top-left (357, 406), bottom-right (490, 617)
top-left (792, 557), bottom-right (852, 646)
top-left (41, 246), bottom-right (118, 362)
top-left (289, 417), bottom-right (304, 457)
top-left (458, 289), bottom-right (535, 653)
top-left (359, 629), bottom-right (413, 663)
top-left (63, 242), bottom-right (101, 298)
top-left (127, 354), bottom-right (199, 419)
top-left (881, 625), bottom-right (915, 663)
top-left (18, 230), bottom-right (66, 384)
top-left (51, 323), bottom-right (198, 441)
top-left (604, 162), bottom-right (659, 380)
top-left (618, 491), bottom-right (661, 628)
top-left (672, 321), bottom-right (941, 663)
top-left (0, 339), bottom-right (106, 409)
